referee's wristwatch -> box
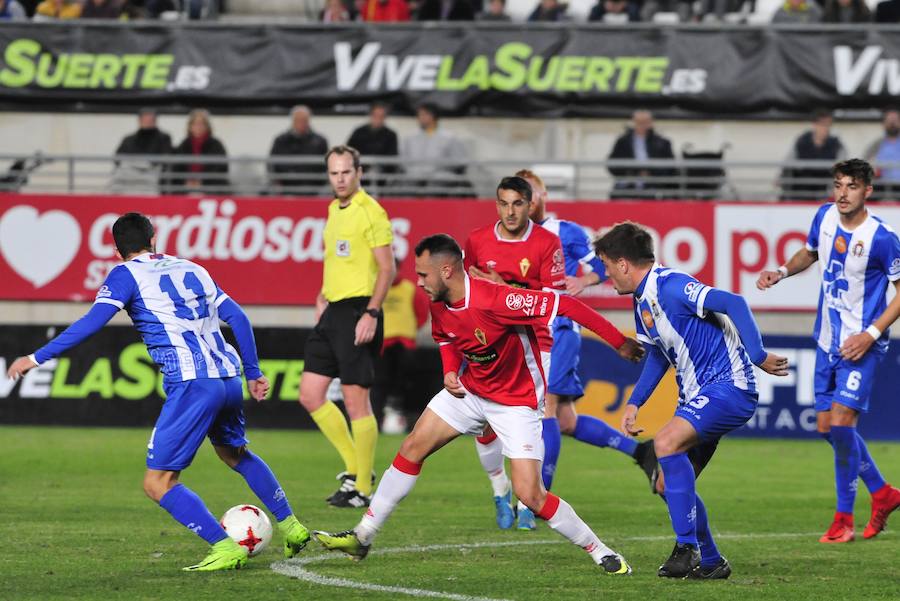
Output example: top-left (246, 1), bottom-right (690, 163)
top-left (365, 308), bottom-right (382, 318)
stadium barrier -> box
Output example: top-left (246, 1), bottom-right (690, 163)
top-left (3, 326), bottom-right (897, 441)
top-left (3, 193), bottom-right (900, 311)
top-left (1, 22), bottom-right (900, 117)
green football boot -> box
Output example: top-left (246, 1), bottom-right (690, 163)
top-left (183, 538), bottom-right (248, 572)
top-left (279, 514), bottom-right (311, 558)
top-left (313, 529), bottom-right (370, 560)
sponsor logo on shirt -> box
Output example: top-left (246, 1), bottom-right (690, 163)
top-left (890, 258), bottom-right (900, 277)
top-left (551, 249), bottom-right (565, 274)
top-left (462, 348), bottom-right (499, 364)
top-left (486, 260), bottom-right (497, 270)
top-left (683, 281), bottom-right (702, 303)
top-left (506, 293), bottom-right (526, 310)
top-left (834, 235), bottom-right (848, 254)
top-left (474, 328), bottom-right (488, 345)
top-left (96, 285), bottom-right (112, 299)
top-left (336, 239), bottom-right (350, 256)
top-left (519, 257), bottom-right (531, 278)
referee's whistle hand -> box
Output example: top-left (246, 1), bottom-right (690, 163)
top-left (354, 313), bottom-right (377, 346)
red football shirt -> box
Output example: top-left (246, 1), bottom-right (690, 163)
top-left (430, 276), bottom-right (562, 409)
top-left (464, 220), bottom-right (565, 349)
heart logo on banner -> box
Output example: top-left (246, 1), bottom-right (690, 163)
top-left (0, 206), bottom-right (82, 288)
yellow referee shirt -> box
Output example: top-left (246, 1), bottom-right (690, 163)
top-left (322, 188), bottom-right (393, 302)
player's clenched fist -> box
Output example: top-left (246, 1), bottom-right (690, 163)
top-left (6, 355), bottom-right (37, 380)
top-left (756, 270), bottom-right (784, 290)
top-left (443, 371), bottom-right (465, 398)
top-left (617, 338), bottom-right (646, 362)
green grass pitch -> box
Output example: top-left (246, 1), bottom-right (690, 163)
top-left (3, 426), bottom-right (900, 600)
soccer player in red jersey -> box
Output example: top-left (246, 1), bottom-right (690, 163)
top-left (464, 176), bottom-right (566, 528)
top-left (313, 233), bottom-right (644, 575)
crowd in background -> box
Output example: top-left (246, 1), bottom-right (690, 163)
top-left (3, 0), bottom-right (900, 23)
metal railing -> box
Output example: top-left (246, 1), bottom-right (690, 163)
top-left (0, 153), bottom-right (892, 201)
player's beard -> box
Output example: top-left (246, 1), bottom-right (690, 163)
top-left (431, 282), bottom-right (450, 304)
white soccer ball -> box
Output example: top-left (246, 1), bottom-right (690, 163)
top-left (220, 504), bottom-right (273, 557)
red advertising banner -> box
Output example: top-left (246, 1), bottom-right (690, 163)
top-left (0, 194), bottom-right (714, 308)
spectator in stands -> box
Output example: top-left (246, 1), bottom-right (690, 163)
top-left (81, 0), bottom-right (125, 18)
top-left (417, 0), bottom-right (475, 19)
top-left (640, 0), bottom-right (691, 21)
top-left (607, 109), bottom-right (676, 199)
top-left (589, 0), bottom-right (640, 21)
top-left (269, 105), bottom-right (329, 193)
top-left (34, 0), bottom-right (82, 19)
top-left (875, 0), bottom-right (900, 21)
top-left (362, 0), bottom-right (411, 20)
top-left (779, 109), bottom-right (847, 201)
top-left (0, 0), bottom-right (27, 19)
top-left (115, 108), bottom-right (173, 158)
top-left (400, 103), bottom-right (472, 197)
top-left (865, 109), bottom-right (900, 200)
top-left (823, 0), bottom-right (871, 21)
top-left (348, 103), bottom-right (399, 189)
top-left (321, 0), bottom-right (352, 20)
top-left (168, 109), bottom-right (229, 195)
top-left (528, 0), bottom-right (568, 20)
top-left (478, 0), bottom-right (510, 19)
top-left (772, 0), bottom-right (822, 22)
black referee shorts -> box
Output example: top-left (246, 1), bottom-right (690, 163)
top-left (303, 296), bottom-right (384, 388)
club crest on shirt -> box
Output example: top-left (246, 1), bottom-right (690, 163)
top-left (834, 235), bottom-right (848, 254)
top-left (519, 257), bottom-right (531, 277)
top-left (486, 260), bottom-right (497, 270)
top-left (474, 328), bottom-right (487, 345)
top-left (852, 241), bottom-right (865, 257)
top-left (642, 308), bottom-right (654, 330)
top-left (551, 249), bottom-right (565, 274)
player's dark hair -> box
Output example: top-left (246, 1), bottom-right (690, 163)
top-left (325, 145), bottom-right (361, 170)
top-left (112, 212), bottom-right (155, 258)
top-left (414, 233), bottom-right (463, 262)
top-left (496, 176), bottom-right (532, 203)
top-left (594, 221), bottom-right (656, 266)
top-left (832, 158), bottom-right (874, 187)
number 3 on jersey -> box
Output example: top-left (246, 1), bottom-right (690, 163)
top-left (159, 272), bottom-right (210, 320)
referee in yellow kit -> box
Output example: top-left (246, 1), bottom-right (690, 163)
top-left (299, 145), bottom-right (395, 508)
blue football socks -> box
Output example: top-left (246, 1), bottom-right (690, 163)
top-left (830, 426), bottom-right (861, 514)
top-left (658, 453), bottom-right (698, 546)
top-left (572, 415), bottom-right (638, 457)
top-left (855, 431), bottom-right (887, 494)
top-left (159, 483), bottom-right (229, 545)
top-left (234, 451), bottom-right (293, 521)
top-left (695, 494), bottom-right (722, 567)
top-left (541, 417), bottom-right (562, 490)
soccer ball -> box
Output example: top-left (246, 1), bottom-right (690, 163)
top-left (220, 504), bottom-right (273, 557)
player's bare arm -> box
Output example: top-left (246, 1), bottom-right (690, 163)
top-left (757, 247), bottom-right (818, 290)
top-left (468, 264), bottom-right (506, 285)
top-left (840, 279), bottom-right (900, 361)
top-left (565, 272), bottom-right (601, 296)
top-left (355, 244), bottom-right (395, 346)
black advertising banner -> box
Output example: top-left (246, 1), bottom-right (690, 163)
top-left (2, 23), bottom-right (900, 116)
top-left (0, 325), bottom-right (442, 428)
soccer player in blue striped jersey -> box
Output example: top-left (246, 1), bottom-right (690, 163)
top-left (758, 159), bottom-right (900, 543)
top-left (6, 212), bottom-right (311, 571)
top-left (512, 170), bottom-right (656, 531)
top-left (596, 221), bottom-right (789, 579)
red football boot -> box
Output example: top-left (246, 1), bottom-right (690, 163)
top-left (819, 512), bottom-right (855, 544)
top-left (863, 484), bottom-right (900, 539)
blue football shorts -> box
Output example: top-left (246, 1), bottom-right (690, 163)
top-left (146, 375), bottom-right (248, 471)
top-left (674, 381), bottom-right (758, 442)
top-left (814, 347), bottom-right (882, 414)
top-left (547, 324), bottom-right (584, 399)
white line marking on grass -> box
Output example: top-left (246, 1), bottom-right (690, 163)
top-left (269, 532), bottom-right (822, 601)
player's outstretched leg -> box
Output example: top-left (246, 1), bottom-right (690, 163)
top-left (656, 453), bottom-right (701, 577)
top-left (511, 458), bottom-right (631, 575)
top-left (474, 431), bottom-right (515, 529)
top-left (150, 480), bottom-right (248, 571)
top-left (686, 494), bottom-right (731, 580)
top-left (821, 425), bottom-right (859, 543)
top-left (225, 448), bottom-right (311, 558)
top-left (849, 432), bottom-right (900, 539)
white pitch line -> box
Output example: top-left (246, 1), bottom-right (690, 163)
top-left (269, 531), bottom-right (822, 601)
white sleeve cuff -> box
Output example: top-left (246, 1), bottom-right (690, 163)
top-left (695, 285), bottom-right (711, 318)
top-left (94, 297), bottom-right (124, 309)
top-left (214, 293), bottom-right (230, 307)
top-left (28, 353), bottom-right (40, 366)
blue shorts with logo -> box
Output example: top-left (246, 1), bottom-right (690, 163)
top-left (548, 324), bottom-right (584, 399)
top-left (814, 347), bottom-right (882, 414)
top-left (675, 381), bottom-right (758, 442)
top-left (147, 376), bottom-right (248, 471)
